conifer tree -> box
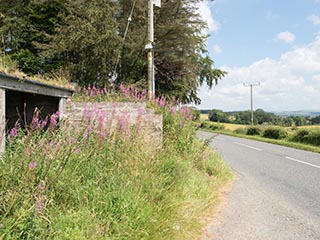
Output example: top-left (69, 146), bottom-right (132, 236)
top-left (116, 0), bottom-right (226, 103)
top-left (0, 0), bottom-right (226, 104)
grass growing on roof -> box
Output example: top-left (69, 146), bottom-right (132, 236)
top-left (0, 52), bottom-right (73, 89)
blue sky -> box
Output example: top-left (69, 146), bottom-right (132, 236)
top-left (196, 0), bottom-right (320, 111)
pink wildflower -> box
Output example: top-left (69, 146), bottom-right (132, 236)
top-left (118, 112), bottom-right (129, 130)
top-left (155, 96), bottom-right (167, 107)
top-left (75, 147), bottom-right (82, 154)
top-left (170, 106), bottom-right (177, 115)
top-left (83, 133), bottom-right (88, 140)
top-left (98, 112), bottom-right (107, 129)
top-left (50, 113), bottom-right (58, 126)
top-left (99, 131), bottom-right (108, 139)
top-left (119, 83), bottom-right (131, 98)
top-left (86, 125), bottom-right (93, 133)
top-left (28, 162), bottom-right (37, 171)
top-left (38, 180), bottom-right (45, 192)
top-left (138, 107), bottom-right (144, 116)
top-left (55, 140), bottom-right (62, 151)
top-left (9, 126), bottom-right (18, 138)
top-left (31, 116), bottom-right (41, 129)
top-left (35, 196), bottom-right (45, 212)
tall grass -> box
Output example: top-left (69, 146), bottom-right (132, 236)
top-left (0, 96), bottom-right (231, 239)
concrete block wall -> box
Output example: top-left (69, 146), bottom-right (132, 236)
top-left (62, 100), bottom-right (163, 148)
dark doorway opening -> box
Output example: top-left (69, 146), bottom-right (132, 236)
top-left (6, 90), bottom-right (59, 131)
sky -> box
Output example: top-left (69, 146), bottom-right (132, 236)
top-left (195, 0), bottom-right (320, 112)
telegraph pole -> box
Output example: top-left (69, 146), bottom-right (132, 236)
top-left (147, 0), bottom-right (154, 99)
top-left (146, 0), bottom-right (160, 99)
top-left (243, 82), bottom-right (260, 125)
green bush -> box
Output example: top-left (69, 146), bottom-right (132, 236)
top-left (199, 121), bottom-right (225, 131)
top-left (304, 130), bottom-right (320, 146)
top-left (262, 127), bottom-right (288, 139)
top-left (246, 126), bottom-right (262, 136)
top-left (291, 129), bottom-right (320, 146)
top-left (291, 129), bottom-right (310, 142)
top-left (199, 121), bottom-right (211, 129)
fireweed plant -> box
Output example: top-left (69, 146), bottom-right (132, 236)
top-left (0, 86), bottom-right (231, 240)
top-left (72, 83), bottom-right (148, 103)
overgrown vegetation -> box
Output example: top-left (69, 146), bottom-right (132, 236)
top-left (246, 126), bottom-right (262, 136)
top-left (262, 127), bottom-right (288, 140)
top-left (291, 128), bottom-right (320, 146)
top-left (0, 52), bottom-right (72, 89)
top-left (0, 94), bottom-right (232, 239)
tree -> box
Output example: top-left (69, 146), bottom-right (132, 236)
top-left (44, 0), bottom-right (121, 85)
top-left (234, 111), bottom-right (251, 125)
top-left (310, 116), bottom-right (320, 125)
top-left (292, 116), bottom-right (307, 126)
top-left (209, 109), bottom-right (229, 123)
top-left (254, 109), bottom-right (281, 125)
top-left (115, 0), bottom-right (226, 103)
top-left (1, 0), bottom-right (226, 103)
top-left (0, 0), bottom-right (65, 74)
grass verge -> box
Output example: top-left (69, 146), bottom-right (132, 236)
top-left (0, 103), bottom-right (232, 239)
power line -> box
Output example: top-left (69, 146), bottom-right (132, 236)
top-left (243, 82), bottom-right (260, 125)
top-left (111, 0), bottom-right (136, 83)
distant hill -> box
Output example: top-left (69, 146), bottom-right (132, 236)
top-left (272, 111), bottom-right (320, 117)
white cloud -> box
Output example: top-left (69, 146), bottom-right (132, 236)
top-left (307, 14), bottom-right (320, 25)
top-left (276, 31), bottom-right (296, 44)
top-left (197, 1), bottom-right (220, 33)
top-left (197, 35), bottom-right (320, 111)
top-left (213, 44), bottom-right (222, 54)
top-left (280, 36), bottom-right (320, 73)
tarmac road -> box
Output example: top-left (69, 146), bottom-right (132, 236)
top-left (199, 132), bottom-right (320, 240)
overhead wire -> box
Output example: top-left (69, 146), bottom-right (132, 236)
top-left (111, 0), bottom-right (136, 83)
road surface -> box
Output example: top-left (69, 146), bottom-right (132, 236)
top-left (199, 132), bottom-right (320, 240)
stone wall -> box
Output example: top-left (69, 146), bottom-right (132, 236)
top-left (62, 100), bottom-right (163, 149)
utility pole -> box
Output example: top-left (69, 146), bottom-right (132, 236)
top-left (147, 0), bottom-right (154, 99)
top-left (146, 0), bottom-right (160, 99)
top-left (243, 82), bottom-right (260, 125)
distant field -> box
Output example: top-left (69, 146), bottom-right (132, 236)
top-left (200, 114), bottom-right (209, 120)
top-left (216, 122), bottom-right (247, 131)
top-left (201, 119), bottom-right (320, 131)
top-left (201, 120), bottom-right (248, 131)
top-left (297, 125), bottom-right (320, 129)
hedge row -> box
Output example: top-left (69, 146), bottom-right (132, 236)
top-left (200, 121), bottom-right (320, 147)
top-left (291, 129), bottom-right (320, 146)
top-left (233, 126), bottom-right (320, 146)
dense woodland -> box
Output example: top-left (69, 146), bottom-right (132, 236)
top-left (0, 0), bottom-right (225, 104)
top-left (203, 109), bottom-right (320, 126)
